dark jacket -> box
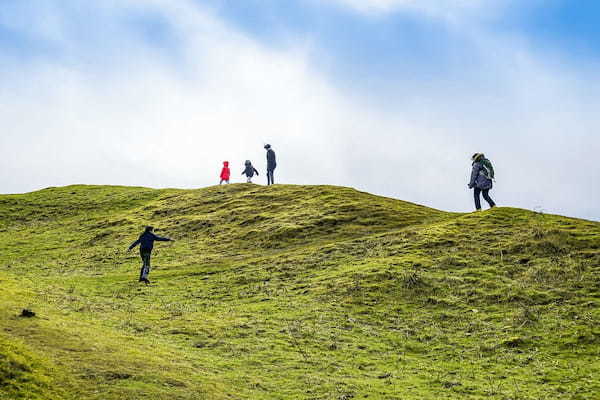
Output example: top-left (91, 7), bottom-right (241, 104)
top-left (242, 164), bottom-right (259, 177)
top-left (129, 231), bottom-right (171, 251)
top-left (470, 160), bottom-right (493, 190)
top-left (266, 149), bottom-right (276, 170)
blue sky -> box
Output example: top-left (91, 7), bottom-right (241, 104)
top-left (2, 1), bottom-right (599, 91)
top-left (0, 0), bottom-right (599, 220)
top-left (510, 0), bottom-right (600, 55)
top-left (4, 1), bottom-right (600, 85)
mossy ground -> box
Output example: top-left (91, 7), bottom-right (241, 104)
top-left (0, 184), bottom-right (599, 399)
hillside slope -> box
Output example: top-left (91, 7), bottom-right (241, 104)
top-left (0, 184), bottom-right (599, 399)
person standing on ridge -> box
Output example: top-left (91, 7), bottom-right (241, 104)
top-left (264, 144), bottom-right (276, 185)
top-left (220, 161), bottom-right (231, 184)
top-left (242, 160), bottom-right (259, 183)
top-left (128, 226), bottom-right (174, 284)
top-left (468, 153), bottom-right (496, 211)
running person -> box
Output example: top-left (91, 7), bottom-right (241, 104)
top-left (128, 226), bottom-right (174, 284)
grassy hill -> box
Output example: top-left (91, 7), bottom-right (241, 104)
top-left (0, 184), bottom-right (599, 400)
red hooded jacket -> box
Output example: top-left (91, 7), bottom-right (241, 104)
top-left (220, 161), bottom-right (231, 180)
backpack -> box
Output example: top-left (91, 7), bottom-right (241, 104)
top-left (481, 158), bottom-right (495, 180)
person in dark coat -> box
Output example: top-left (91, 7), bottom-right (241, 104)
top-left (242, 160), bottom-right (259, 183)
top-left (128, 226), bottom-right (174, 284)
top-left (264, 144), bottom-right (276, 185)
top-left (468, 153), bottom-right (496, 211)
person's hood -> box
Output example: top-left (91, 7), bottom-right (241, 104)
top-left (223, 161), bottom-right (229, 167)
top-left (245, 160), bottom-right (251, 165)
top-left (472, 153), bottom-right (484, 162)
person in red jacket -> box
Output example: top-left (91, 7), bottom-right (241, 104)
top-left (220, 161), bottom-right (230, 184)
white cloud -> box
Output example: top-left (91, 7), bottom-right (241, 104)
top-left (327, 0), bottom-right (507, 20)
top-left (0, 0), bottom-right (599, 220)
top-left (0, 0), bottom-right (351, 190)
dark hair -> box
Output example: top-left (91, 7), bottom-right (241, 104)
top-left (144, 226), bottom-right (154, 233)
top-left (264, 144), bottom-right (271, 149)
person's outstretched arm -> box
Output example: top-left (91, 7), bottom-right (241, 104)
top-left (254, 168), bottom-right (259, 176)
top-left (151, 233), bottom-right (173, 242)
top-left (128, 237), bottom-right (141, 251)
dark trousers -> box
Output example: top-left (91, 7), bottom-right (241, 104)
top-left (139, 249), bottom-right (152, 280)
top-left (267, 169), bottom-right (275, 185)
top-left (474, 188), bottom-right (495, 210)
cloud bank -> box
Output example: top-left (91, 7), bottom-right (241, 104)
top-left (0, 0), bottom-right (598, 220)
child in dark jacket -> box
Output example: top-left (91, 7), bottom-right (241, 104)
top-left (241, 160), bottom-right (259, 183)
top-left (220, 161), bottom-right (230, 184)
top-left (128, 226), bottom-right (174, 284)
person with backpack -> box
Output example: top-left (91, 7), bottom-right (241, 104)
top-left (264, 144), bottom-right (276, 185)
top-left (220, 161), bottom-right (231, 185)
top-left (242, 160), bottom-right (259, 183)
top-left (468, 153), bottom-right (496, 211)
top-left (128, 226), bottom-right (174, 284)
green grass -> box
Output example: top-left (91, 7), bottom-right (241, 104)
top-left (1, 184), bottom-right (599, 399)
